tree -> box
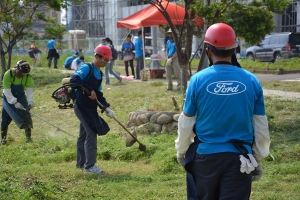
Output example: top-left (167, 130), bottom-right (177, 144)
top-left (141, 0), bottom-right (201, 96)
top-left (193, 0), bottom-right (291, 71)
top-left (227, 0), bottom-right (291, 45)
top-left (0, 0), bottom-right (79, 77)
top-left (44, 18), bottom-right (67, 50)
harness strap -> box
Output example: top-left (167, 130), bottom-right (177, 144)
top-left (231, 139), bottom-right (253, 159)
top-left (10, 69), bottom-right (29, 85)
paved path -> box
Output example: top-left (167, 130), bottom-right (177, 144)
top-left (255, 73), bottom-right (300, 82)
top-left (263, 89), bottom-right (300, 100)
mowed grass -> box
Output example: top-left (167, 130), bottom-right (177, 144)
top-left (0, 54), bottom-right (300, 199)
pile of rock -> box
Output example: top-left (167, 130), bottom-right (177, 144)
top-left (126, 110), bottom-right (181, 135)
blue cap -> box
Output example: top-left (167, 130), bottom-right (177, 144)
top-left (74, 51), bottom-right (79, 56)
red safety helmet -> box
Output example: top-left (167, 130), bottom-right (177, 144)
top-left (204, 23), bottom-right (236, 50)
top-left (29, 45), bottom-right (36, 49)
top-left (94, 45), bottom-right (112, 60)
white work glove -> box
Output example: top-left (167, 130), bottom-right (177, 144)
top-left (239, 154), bottom-right (258, 174)
top-left (252, 159), bottom-right (263, 181)
top-left (28, 101), bottom-right (34, 109)
top-left (105, 107), bottom-right (114, 118)
top-left (177, 152), bottom-right (185, 167)
top-left (14, 102), bottom-right (25, 110)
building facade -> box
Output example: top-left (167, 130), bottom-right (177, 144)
top-left (32, 8), bottom-right (61, 35)
top-left (65, 0), bottom-right (300, 51)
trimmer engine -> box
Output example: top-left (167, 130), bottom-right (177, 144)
top-left (52, 85), bottom-right (73, 109)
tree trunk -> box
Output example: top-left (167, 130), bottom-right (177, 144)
top-left (197, 44), bottom-right (207, 72)
top-left (181, 62), bottom-right (188, 96)
top-left (7, 45), bottom-right (13, 70)
top-left (0, 40), bottom-right (7, 80)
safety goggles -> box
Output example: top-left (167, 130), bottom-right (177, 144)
top-left (100, 57), bottom-right (110, 63)
top-left (95, 53), bottom-right (110, 63)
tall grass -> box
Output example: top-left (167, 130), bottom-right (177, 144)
top-left (0, 55), bottom-right (300, 199)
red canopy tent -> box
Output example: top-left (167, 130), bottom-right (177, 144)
top-left (117, 1), bottom-right (204, 29)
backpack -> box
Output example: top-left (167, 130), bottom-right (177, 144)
top-left (69, 63), bottom-right (94, 100)
top-left (111, 45), bottom-right (118, 60)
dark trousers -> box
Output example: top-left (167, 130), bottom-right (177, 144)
top-left (135, 56), bottom-right (144, 79)
top-left (191, 152), bottom-right (252, 200)
top-left (187, 172), bottom-right (199, 200)
top-left (124, 60), bottom-right (135, 77)
top-left (47, 49), bottom-right (58, 68)
top-left (74, 104), bottom-right (98, 169)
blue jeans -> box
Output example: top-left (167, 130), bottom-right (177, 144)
top-left (105, 60), bottom-right (121, 84)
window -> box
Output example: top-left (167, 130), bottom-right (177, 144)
top-left (278, 35), bottom-right (288, 44)
top-left (269, 35), bottom-right (279, 44)
top-left (261, 37), bottom-right (270, 45)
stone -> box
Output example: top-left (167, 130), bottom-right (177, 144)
top-left (131, 113), bottom-right (137, 124)
top-left (157, 114), bottom-right (172, 124)
top-left (161, 124), bottom-right (168, 133)
top-left (137, 124), bottom-right (153, 135)
top-left (140, 114), bottom-right (149, 124)
top-left (136, 115), bottom-right (143, 126)
top-left (126, 121), bottom-right (131, 128)
top-left (150, 123), bottom-right (162, 133)
top-left (129, 112), bottom-right (134, 121)
top-left (146, 113), bottom-right (153, 119)
top-left (161, 122), bottom-right (178, 134)
top-left (150, 112), bottom-right (161, 123)
top-left (173, 114), bottom-right (180, 121)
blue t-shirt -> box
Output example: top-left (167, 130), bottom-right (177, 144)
top-left (184, 65), bottom-right (266, 155)
top-left (64, 56), bottom-right (75, 68)
top-left (134, 37), bottom-right (143, 58)
top-left (122, 41), bottom-right (135, 56)
top-left (166, 40), bottom-right (176, 57)
top-left (73, 63), bottom-right (103, 91)
top-left (47, 39), bottom-right (56, 50)
top-left (164, 36), bottom-right (170, 45)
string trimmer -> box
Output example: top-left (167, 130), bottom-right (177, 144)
top-left (95, 98), bottom-right (147, 151)
top-left (21, 107), bottom-right (75, 138)
top-left (52, 83), bottom-right (147, 151)
top-left (0, 95), bottom-right (74, 138)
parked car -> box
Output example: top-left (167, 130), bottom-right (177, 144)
top-left (246, 32), bottom-right (300, 62)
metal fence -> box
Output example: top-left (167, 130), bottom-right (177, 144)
top-left (11, 37), bottom-right (166, 56)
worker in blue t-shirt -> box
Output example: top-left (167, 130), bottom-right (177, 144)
top-left (175, 23), bottom-right (270, 200)
top-left (165, 29), bottom-right (181, 91)
top-left (63, 51), bottom-right (79, 69)
top-left (134, 30), bottom-right (144, 80)
top-left (46, 37), bottom-right (59, 69)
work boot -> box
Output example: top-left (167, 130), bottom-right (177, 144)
top-left (1, 127), bottom-right (8, 145)
top-left (25, 128), bottom-right (32, 143)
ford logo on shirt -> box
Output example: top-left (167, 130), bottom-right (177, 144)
top-left (206, 81), bottom-right (246, 95)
